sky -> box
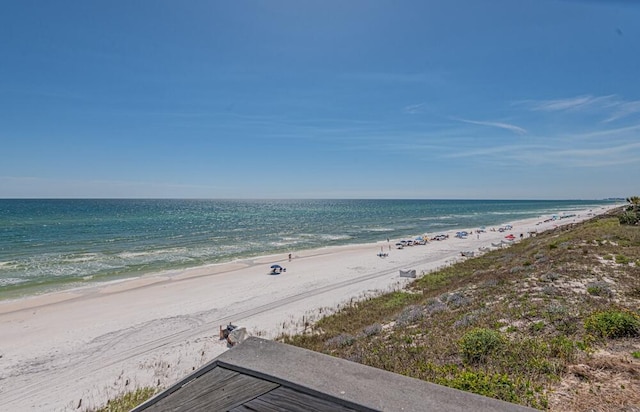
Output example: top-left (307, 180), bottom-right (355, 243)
top-left (1, 0), bottom-right (639, 199)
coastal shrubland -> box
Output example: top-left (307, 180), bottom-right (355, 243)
top-left (282, 208), bottom-right (640, 411)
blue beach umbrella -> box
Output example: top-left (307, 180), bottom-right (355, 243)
top-left (271, 264), bottom-right (282, 269)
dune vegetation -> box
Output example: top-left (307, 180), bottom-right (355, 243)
top-left (282, 207), bottom-right (639, 411)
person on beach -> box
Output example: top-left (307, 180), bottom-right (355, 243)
top-left (288, 253), bottom-right (292, 261)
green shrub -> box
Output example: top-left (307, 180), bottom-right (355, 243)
top-left (383, 291), bottom-right (419, 309)
top-left (586, 281), bottom-right (613, 297)
top-left (632, 351), bottom-right (640, 359)
top-left (615, 254), bottom-right (630, 265)
top-left (584, 310), bottom-right (640, 339)
top-left (459, 328), bottom-right (505, 364)
top-left (530, 321), bottom-right (545, 333)
top-left (438, 371), bottom-right (518, 403)
top-left (618, 211), bottom-right (639, 225)
top-left (549, 335), bottom-right (577, 363)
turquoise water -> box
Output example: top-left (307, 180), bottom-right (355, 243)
top-left (0, 199), bottom-right (615, 297)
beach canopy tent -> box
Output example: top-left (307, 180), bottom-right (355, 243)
top-left (399, 269), bottom-right (417, 278)
top-left (269, 264), bottom-right (285, 274)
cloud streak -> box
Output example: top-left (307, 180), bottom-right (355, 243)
top-left (404, 103), bottom-right (426, 114)
top-left (521, 94), bottom-right (640, 122)
top-left (568, 123), bottom-right (640, 140)
top-left (452, 117), bottom-right (527, 135)
top-left (446, 140), bottom-right (640, 168)
top-left (526, 95), bottom-right (614, 112)
top-left (606, 100), bottom-right (640, 122)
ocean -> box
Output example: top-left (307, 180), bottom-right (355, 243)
top-left (0, 199), bottom-right (616, 298)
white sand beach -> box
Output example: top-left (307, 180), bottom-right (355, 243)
top-left (0, 205), bottom-right (619, 411)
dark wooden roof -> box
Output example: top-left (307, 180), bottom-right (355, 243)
top-left (138, 365), bottom-right (358, 412)
top-left (133, 337), bottom-right (538, 412)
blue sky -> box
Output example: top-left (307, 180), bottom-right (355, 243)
top-left (1, 0), bottom-right (639, 199)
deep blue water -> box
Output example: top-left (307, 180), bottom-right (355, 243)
top-left (0, 199), bottom-right (615, 297)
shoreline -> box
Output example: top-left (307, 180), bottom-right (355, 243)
top-left (0, 204), bottom-right (621, 411)
top-left (0, 204), bottom-right (617, 310)
top-left (0, 201), bottom-right (618, 300)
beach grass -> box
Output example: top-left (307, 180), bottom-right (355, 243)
top-left (281, 210), bottom-right (640, 410)
top-left (90, 387), bottom-right (156, 412)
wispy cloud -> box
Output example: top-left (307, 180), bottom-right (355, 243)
top-left (452, 117), bottom-right (527, 135)
top-left (520, 94), bottom-right (640, 122)
top-left (525, 95), bottom-right (614, 112)
top-left (445, 144), bottom-right (547, 159)
top-left (445, 140), bottom-right (640, 168)
top-left (404, 103), bottom-right (425, 114)
top-left (543, 142), bottom-right (640, 167)
top-left (568, 123), bottom-right (640, 140)
top-left (606, 100), bottom-right (640, 122)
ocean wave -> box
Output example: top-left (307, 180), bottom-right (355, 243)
top-left (268, 240), bottom-right (297, 248)
top-left (394, 225), bottom-right (417, 231)
top-left (426, 222), bottom-right (458, 227)
top-left (486, 210), bottom-right (537, 216)
top-left (435, 214), bottom-right (477, 220)
top-left (363, 227), bottom-right (395, 233)
top-left (280, 236), bottom-right (302, 241)
top-left (317, 234), bottom-right (353, 241)
top-left (60, 253), bottom-right (100, 263)
top-left (281, 233), bottom-right (353, 242)
top-left (117, 248), bottom-right (188, 259)
top-left (0, 277), bottom-right (28, 287)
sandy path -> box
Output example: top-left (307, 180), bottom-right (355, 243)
top-left (0, 206), bottom-right (617, 411)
